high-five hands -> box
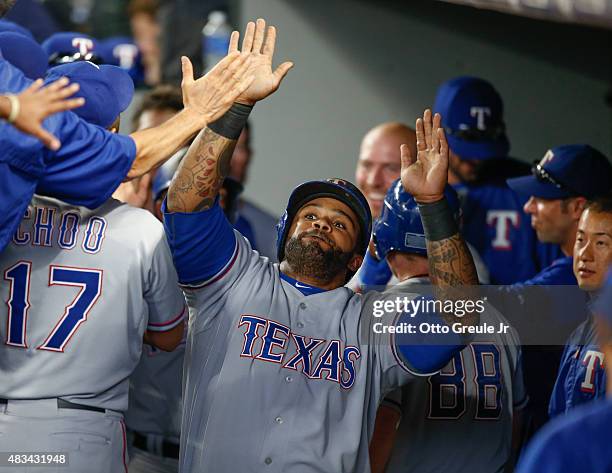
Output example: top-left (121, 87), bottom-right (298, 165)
top-left (229, 18), bottom-right (294, 105)
top-left (400, 109), bottom-right (449, 204)
top-left (180, 52), bottom-right (254, 125)
top-left (179, 18), bottom-right (293, 124)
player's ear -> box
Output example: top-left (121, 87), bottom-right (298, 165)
top-left (347, 254), bottom-right (363, 273)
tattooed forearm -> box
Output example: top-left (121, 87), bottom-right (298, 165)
top-left (427, 234), bottom-right (478, 287)
top-left (427, 233), bottom-right (479, 326)
top-left (167, 127), bottom-right (237, 213)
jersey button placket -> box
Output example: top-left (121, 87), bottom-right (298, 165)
top-left (297, 302), bottom-right (306, 328)
top-left (264, 457), bottom-right (272, 465)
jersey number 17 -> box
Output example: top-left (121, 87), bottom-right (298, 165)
top-left (4, 261), bottom-right (102, 352)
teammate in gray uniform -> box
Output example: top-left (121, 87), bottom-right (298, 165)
top-left (126, 150), bottom-right (245, 473)
top-left (0, 62), bottom-right (193, 473)
top-left (120, 86), bottom-right (186, 473)
top-left (163, 19), bottom-right (481, 473)
top-left (369, 180), bottom-right (526, 473)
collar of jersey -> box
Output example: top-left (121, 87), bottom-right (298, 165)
top-left (280, 272), bottom-right (326, 296)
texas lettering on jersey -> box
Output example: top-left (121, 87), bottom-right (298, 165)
top-left (238, 315), bottom-right (361, 389)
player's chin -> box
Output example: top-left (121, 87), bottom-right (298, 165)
top-left (576, 272), bottom-right (602, 291)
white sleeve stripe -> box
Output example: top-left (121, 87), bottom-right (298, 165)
top-left (147, 304), bottom-right (187, 332)
top-left (179, 239), bottom-right (239, 290)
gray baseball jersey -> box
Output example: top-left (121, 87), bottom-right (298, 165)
top-left (127, 344), bottom-right (183, 473)
top-left (126, 340), bottom-right (185, 442)
top-left (167, 222), bottom-right (461, 473)
top-left (384, 278), bottom-right (526, 473)
top-left (0, 195), bottom-right (186, 412)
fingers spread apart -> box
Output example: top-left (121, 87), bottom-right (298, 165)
top-left (252, 18), bottom-right (266, 53)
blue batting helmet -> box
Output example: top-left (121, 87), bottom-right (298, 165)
top-left (373, 179), bottom-right (461, 260)
top-left (276, 178), bottom-right (372, 262)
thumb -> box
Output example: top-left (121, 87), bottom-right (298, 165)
top-left (34, 126), bottom-right (61, 151)
top-left (400, 144), bottom-right (416, 170)
top-left (272, 61), bottom-right (294, 86)
top-left (181, 56), bottom-right (194, 87)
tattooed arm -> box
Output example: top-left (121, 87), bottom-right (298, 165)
top-left (426, 234), bottom-right (478, 287)
top-left (167, 127), bottom-right (236, 213)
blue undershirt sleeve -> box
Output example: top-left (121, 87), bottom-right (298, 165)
top-left (162, 198), bottom-right (237, 285)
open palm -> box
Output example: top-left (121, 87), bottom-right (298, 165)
top-left (400, 109), bottom-right (449, 204)
top-left (229, 19), bottom-right (293, 105)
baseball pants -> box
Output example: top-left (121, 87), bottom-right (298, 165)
top-left (0, 399), bottom-right (128, 473)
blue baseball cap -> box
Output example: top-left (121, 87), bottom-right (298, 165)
top-left (42, 32), bottom-right (101, 66)
top-left (45, 61), bottom-right (134, 128)
top-left (0, 32), bottom-right (47, 79)
top-left (507, 145), bottom-right (612, 200)
top-left (0, 19), bottom-right (34, 39)
top-left (433, 76), bottom-right (510, 160)
top-left (98, 36), bottom-right (144, 85)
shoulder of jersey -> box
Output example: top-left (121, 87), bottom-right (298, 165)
top-left (101, 199), bottom-right (165, 237)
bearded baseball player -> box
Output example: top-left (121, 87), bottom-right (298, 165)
top-left (126, 151), bottom-right (244, 473)
top-left (163, 19), bottom-right (481, 472)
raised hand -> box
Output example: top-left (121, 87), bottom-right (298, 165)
top-left (400, 109), bottom-right (449, 204)
top-left (181, 52), bottom-right (254, 124)
top-left (9, 77), bottom-right (85, 150)
top-left (229, 18), bottom-right (294, 105)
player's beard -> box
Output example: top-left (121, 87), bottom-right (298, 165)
top-left (284, 232), bottom-right (353, 283)
top-left (0, 0), bottom-right (16, 17)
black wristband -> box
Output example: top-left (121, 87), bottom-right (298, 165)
top-left (208, 103), bottom-right (253, 140)
top-left (418, 198), bottom-right (458, 241)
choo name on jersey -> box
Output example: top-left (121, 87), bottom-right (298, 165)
top-left (12, 206), bottom-right (107, 254)
top-left (238, 315), bottom-right (361, 389)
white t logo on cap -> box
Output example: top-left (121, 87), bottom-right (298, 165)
top-left (540, 149), bottom-right (555, 166)
top-left (470, 107), bottom-right (491, 130)
top-left (72, 38), bottom-right (94, 55)
top-left (113, 44), bottom-right (138, 69)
